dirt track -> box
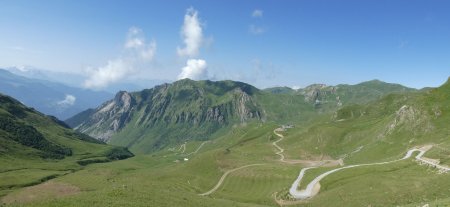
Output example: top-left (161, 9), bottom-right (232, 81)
top-left (273, 128), bottom-right (342, 167)
top-left (198, 164), bottom-right (265, 196)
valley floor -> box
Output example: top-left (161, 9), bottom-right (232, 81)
top-left (1, 123), bottom-right (449, 207)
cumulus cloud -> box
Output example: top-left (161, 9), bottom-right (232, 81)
top-left (83, 27), bottom-right (156, 90)
top-left (125, 27), bottom-right (157, 61)
top-left (139, 40), bottom-right (157, 61)
top-left (177, 8), bottom-right (203, 58)
top-left (57, 94), bottom-right (76, 106)
top-left (177, 59), bottom-right (208, 80)
top-left (125, 27), bottom-right (145, 48)
top-left (252, 9), bottom-right (263, 18)
top-left (84, 59), bottom-right (131, 89)
top-left (249, 25), bottom-right (265, 35)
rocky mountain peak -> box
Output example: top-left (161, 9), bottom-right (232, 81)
top-left (299, 84), bottom-right (338, 102)
top-left (75, 91), bottom-right (136, 142)
top-left (113, 91), bottom-right (134, 111)
top-left (72, 80), bottom-right (265, 147)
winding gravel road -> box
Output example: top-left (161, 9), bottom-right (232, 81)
top-left (198, 164), bottom-right (265, 196)
top-left (273, 129), bottom-right (342, 166)
top-left (178, 142), bottom-right (186, 153)
top-left (197, 127), bottom-right (449, 200)
top-left (272, 129), bottom-right (287, 161)
top-left (289, 145), bottom-right (450, 199)
top-left (184, 141), bottom-right (209, 156)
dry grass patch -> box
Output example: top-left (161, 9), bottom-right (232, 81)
top-left (1, 181), bottom-right (80, 205)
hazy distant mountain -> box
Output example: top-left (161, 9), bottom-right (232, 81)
top-left (0, 69), bottom-right (113, 119)
top-left (5, 66), bottom-right (168, 93)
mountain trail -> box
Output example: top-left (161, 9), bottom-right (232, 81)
top-left (177, 142), bottom-right (186, 153)
top-left (184, 141), bottom-right (209, 156)
top-left (273, 128), bottom-right (342, 167)
top-left (198, 164), bottom-right (265, 196)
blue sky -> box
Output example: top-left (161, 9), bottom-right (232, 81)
top-left (0, 0), bottom-right (449, 89)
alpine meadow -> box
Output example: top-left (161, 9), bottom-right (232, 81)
top-left (0, 1), bottom-right (449, 207)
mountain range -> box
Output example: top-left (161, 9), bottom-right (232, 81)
top-left (66, 78), bottom-right (415, 154)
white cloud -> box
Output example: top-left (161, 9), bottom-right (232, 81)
top-left (177, 59), bottom-right (208, 80)
top-left (57, 94), bottom-right (76, 106)
top-left (249, 9), bottom-right (265, 35)
top-left (14, 65), bottom-right (29, 72)
top-left (249, 25), bottom-right (265, 35)
top-left (84, 59), bottom-right (131, 89)
top-left (252, 9), bottom-right (263, 18)
top-left (177, 8), bottom-right (203, 58)
top-left (139, 40), bottom-right (157, 61)
top-left (124, 27), bottom-right (157, 61)
top-left (292, 86), bottom-right (301, 90)
top-left (83, 27), bottom-right (156, 90)
top-left (125, 27), bottom-right (144, 49)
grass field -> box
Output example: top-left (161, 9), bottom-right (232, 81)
top-left (2, 120), bottom-right (449, 207)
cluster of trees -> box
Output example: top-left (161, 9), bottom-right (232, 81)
top-left (0, 116), bottom-right (72, 159)
top-left (77, 147), bottom-right (134, 166)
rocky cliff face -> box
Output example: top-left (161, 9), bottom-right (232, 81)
top-left (135, 84), bottom-right (262, 126)
top-left (73, 79), bottom-right (265, 144)
top-left (75, 91), bottom-right (136, 142)
top-left (383, 104), bottom-right (433, 137)
top-left (298, 84), bottom-right (338, 103)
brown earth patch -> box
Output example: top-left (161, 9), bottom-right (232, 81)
top-left (1, 181), bottom-right (80, 204)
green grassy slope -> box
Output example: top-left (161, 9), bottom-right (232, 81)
top-left (273, 78), bottom-right (450, 206)
top-left (2, 112), bottom-right (449, 207)
top-left (263, 86), bottom-right (296, 94)
top-left (0, 93), bottom-right (133, 198)
top-left (5, 107), bottom-right (449, 207)
top-left (282, 78), bottom-right (450, 164)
